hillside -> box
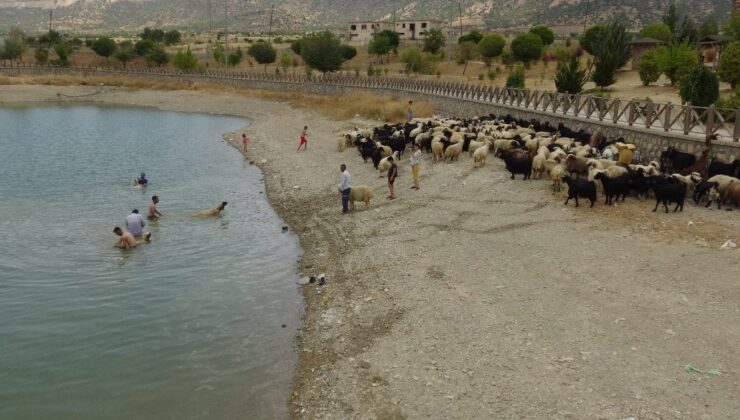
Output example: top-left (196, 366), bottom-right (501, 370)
top-left (0, 0), bottom-right (730, 34)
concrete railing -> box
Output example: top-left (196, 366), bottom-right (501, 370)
top-left (2, 61), bottom-right (738, 143)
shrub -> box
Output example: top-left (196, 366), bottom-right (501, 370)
top-left (340, 44), bottom-right (357, 60)
top-left (52, 42), bottom-right (72, 66)
top-left (476, 33), bottom-right (505, 68)
top-left (458, 30), bottom-right (483, 44)
top-left (114, 42), bottom-right (134, 68)
top-left (247, 41), bottom-right (276, 73)
top-left (164, 30), bottom-right (181, 45)
top-left (554, 55), bottom-right (588, 94)
top-left (679, 65), bottom-right (719, 106)
top-left (401, 48), bottom-right (423, 73)
top-left (716, 88), bottom-right (740, 110)
top-left (134, 39), bottom-right (156, 57)
top-left (717, 41), bottom-right (740, 89)
top-left (510, 33), bottom-right (543, 64)
top-left (140, 28), bottom-right (165, 43)
top-left (640, 23), bottom-right (671, 43)
top-left (91, 37), bottom-right (117, 58)
top-left (227, 46), bottom-right (243, 66)
top-left (553, 47), bottom-right (570, 63)
top-left (656, 43), bottom-right (699, 86)
top-left (145, 45), bottom-right (169, 66)
top-left (506, 65), bottom-right (525, 88)
top-left (637, 48), bottom-right (661, 86)
top-left (590, 21), bottom-right (631, 89)
top-left (367, 63), bottom-right (375, 77)
top-left (290, 39), bottom-right (302, 55)
top-left (529, 25), bottom-right (555, 46)
top-left (300, 31), bottom-right (345, 73)
top-left (0, 38), bottom-right (25, 60)
top-left (34, 48), bottom-right (49, 64)
top-left (173, 47), bottom-right (199, 70)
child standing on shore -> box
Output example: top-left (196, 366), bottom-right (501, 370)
top-left (297, 126), bottom-right (308, 152)
top-left (387, 156), bottom-right (398, 200)
top-left (242, 134), bottom-right (250, 153)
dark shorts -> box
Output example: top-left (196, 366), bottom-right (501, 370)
top-left (147, 215), bottom-right (158, 221)
top-left (388, 178), bottom-right (396, 185)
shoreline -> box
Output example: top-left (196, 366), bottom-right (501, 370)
top-left (3, 85), bottom-right (740, 419)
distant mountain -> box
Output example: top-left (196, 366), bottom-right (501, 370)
top-left (0, 0), bottom-right (730, 34)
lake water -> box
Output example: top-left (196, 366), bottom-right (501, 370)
top-left (0, 106), bottom-right (303, 419)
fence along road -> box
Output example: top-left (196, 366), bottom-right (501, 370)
top-left (1, 61), bottom-right (738, 143)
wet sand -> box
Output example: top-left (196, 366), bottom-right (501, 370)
top-left (3, 85), bottom-right (740, 419)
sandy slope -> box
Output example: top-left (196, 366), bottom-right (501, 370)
top-left (2, 85), bottom-right (740, 419)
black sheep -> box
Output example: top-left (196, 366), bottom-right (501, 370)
top-left (562, 175), bottom-right (597, 207)
top-left (693, 180), bottom-right (720, 205)
top-left (659, 147), bottom-right (696, 175)
top-left (390, 137), bottom-right (406, 158)
top-left (358, 140), bottom-right (376, 163)
top-left (707, 158), bottom-right (740, 179)
top-left (594, 173), bottom-right (629, 205)
top-left (650, 181), bottom-right (686, 213)
top-left (370, 148), bottom-right (383, 169)
top-left (503, 155), bottom-right (532, 180)
top-left (627, 168), bottom-right (651, 198)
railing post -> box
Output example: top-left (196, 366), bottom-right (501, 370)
top-left (645, 101), bottom-right (653, 129)
top-left (683, 102), bottom-right (692, 135)
top-left (612, 98), bottom-right (620, 123)
top-left (663, 102), bottom-right (671, 132)
top-left (706, 105), bottom-right (716, 137)
top-left (573, 94), bottom-right (580, 117)
top-left (585, 95), bottom-right (593, 119)
top-left (628, 100), bottom-right (635, 126)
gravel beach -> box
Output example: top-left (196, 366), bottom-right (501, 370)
top-left (3, 85), bottom-right (739, 419)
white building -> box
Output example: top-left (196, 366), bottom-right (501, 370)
top-left (348, 20), bottom-right (443, 42)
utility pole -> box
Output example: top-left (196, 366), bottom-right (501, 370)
top-left (207, 0), bottom-right (212, 32)
top-left (458, 1), bottom-right (464, 38)
top-left (447, 20), bottom-right (453, 62)
top-left (268, 4), bottom-right (274, 38)
top-left (581, 0), bottom-right (590, 33)
top-left (224, 0), bottom-right (228, 67)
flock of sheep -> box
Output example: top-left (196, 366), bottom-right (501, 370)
top-left (337, 114), bottom-right (740, 213)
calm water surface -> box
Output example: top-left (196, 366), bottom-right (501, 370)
top-left (0, 106), bottom-right (302, 419)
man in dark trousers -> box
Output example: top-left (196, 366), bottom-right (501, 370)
top-left (339, 164), bottom-right (352, 213)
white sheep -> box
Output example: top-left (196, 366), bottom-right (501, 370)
top-left (376, 142), bottom-right (393, 158)
top-left (445, 141), bottom-right (463, 161)
top-left (629, 164), bottom-right (659, 177)
top-left (550, 165), bottom-right (565, 192)
top-left (707, 175), bottom-right (740, 194)
top-left (670, 173), bottom-right (697, 192)
top-left (431, 138), bottom-right (445, 162)
top-left (377, 151), bottom-right (399, 174)
top-left (336, 135), bottom-right (347, 152)
top-left (349, 185), bottom-right (374, 210)
top-left (531, 152), bottom-right (547, 179)
top-left (468, 140), bottom-right (487, 157)
top-left (473, 141), bottom-right (491, 167)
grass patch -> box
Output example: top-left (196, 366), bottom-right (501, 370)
top-left (0, 74), bottom-right (435, 123)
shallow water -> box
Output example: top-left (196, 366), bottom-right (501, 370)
top-left (0, 106), bottom-right (302, 419)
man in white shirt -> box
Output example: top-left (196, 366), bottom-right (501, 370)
top-left (125, 209), bottom-right (146, 237)
top-left (339, 164), bottom-right (351, 213)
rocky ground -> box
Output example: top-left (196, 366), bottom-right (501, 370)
top-left (2, 85), bottom-right (739, 419)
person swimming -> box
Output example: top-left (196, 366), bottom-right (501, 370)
top-left (134, 172), bottom-right (148, 187)
top-left (148, 195), bottom-right (162, 221)
top-left (113, 227), bottom-right (151, 249)
top-left (193, 201), bottom-right (228, 217)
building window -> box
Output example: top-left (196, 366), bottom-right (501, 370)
top-left (402, 24), bottom-right (406, 28)
top-left (421, 22), bottom-right (427, 28)
top-left (361, 24), bottom-right (367, 30)
top-left (351, 25), bottom-right (356, 30)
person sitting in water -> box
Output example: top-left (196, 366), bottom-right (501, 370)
top-left (148, 196), bottom-right (162, 221)
top-left (113, 227), bottom-right (151, 249)
top-left (193, 201), bottom-right (228, 217)
top-left (134, 172), bottom-right (148, 187)
top-left (125, 209), bottom-right (146, 237)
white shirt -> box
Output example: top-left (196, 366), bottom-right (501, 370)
top-left (125, 213), bottom-right (145, 236)
top-left (340, 170), bottom-right (351, 192)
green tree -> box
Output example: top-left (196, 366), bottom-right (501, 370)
top-left (290, 39), bottom-right (302, 55)
top-left (679, 65), bottom-right (719, 106)
top-left (506, 65), bottom-right (525, 88)
top-left (378, 30), bottom-right (400, 51)
top-left (510, 32), bottom-right (544, 64)
top-left (280, 53), bottom-right (291, 73)
top-left (529, 25), bottom-right (555, 46)
top-left (640, 23), bottom-right (671, 43)
top-left (368, 34), bottom-right (392, 63)
top-left (656, 42), bottom-right (699, 85)
top-left (299, 31), bottom-right (345, 74)
top-left (637, 48), bottom-right (661, 86)
top-left (663, 2), bottom-right (679, 34)
top-left (401, 48), bottom-right (423, 73)
top-left (699, 16), bottom-right (719, 37)
top-left (0, 39), bottom-right (25, 60)
top-left (247, 41), bottom-right (276, 73)
top-left (212, 43), bottom-right (225, 64)
top-left (92, 37), bottom-right (117, 58)
top-left (173, 47), bottom-right (199, 70)
top-left (423, 28), bottom-right (445, 54)
top-left (725, 15), bottom-right (740, 42)
top-left (140, 28), bottom-right (165, 42)
top-left (145, 45), bottom-right (169, 66)
top-left (38, 30), bottom-right (61, 47)
top-left (228, 46), bottom-right (243, 66)
top-left (34, 48), bottom-right (49, 64)
top-left (114, 42), bottom-right (134, 68)
top-left (590, 21), bottom-right (631, 89)
top-left (53, 42), bottom-right (72, 66)
top-left (458, 30), bottom-right (483, 44)
top-left (134, 39), bottom-right (156, 57)
top-left (579, 24), bottom-right (606, 55)
top-left (477, 33), bottom-right (505, 68)
top-left (340, 44), bottom-right (357, 60)
top-left (717, 41), bottom-right (740, 88)
top-left (456, 41), bottom-right (477, 74)
top-left (674, 16), bottom-right (698, 44)
top-left (164, 30), bottom-right (182, 45)
top-left (554, 55), bottom-right (587, 94)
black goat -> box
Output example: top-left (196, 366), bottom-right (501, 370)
top-left (594, 173), bottom-right (629, 205)
top-left (693, 180), bottom-right (719, 205)
top-left (503, 155), bottom-right (532, 180)
top-left (707, 159), bottom-right (740, 179)
top-left (562, 175), bottom-right (596, 207)
top-left (659, 147), bottom-right (696, 175)
top-left (650, 181), bottom-right (686, 213)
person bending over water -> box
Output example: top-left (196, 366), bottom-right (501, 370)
top-left (193, 201), bottom-right (228, 217)
top-left (113, 227), bottom-right (151, 249)
top-left (148, 196), bottom-right (162, 221)
top-left (134, 172), bottom-right (148, 187)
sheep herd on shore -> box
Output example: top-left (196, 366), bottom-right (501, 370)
top-left (337, 114), bottom-right (740, 213)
